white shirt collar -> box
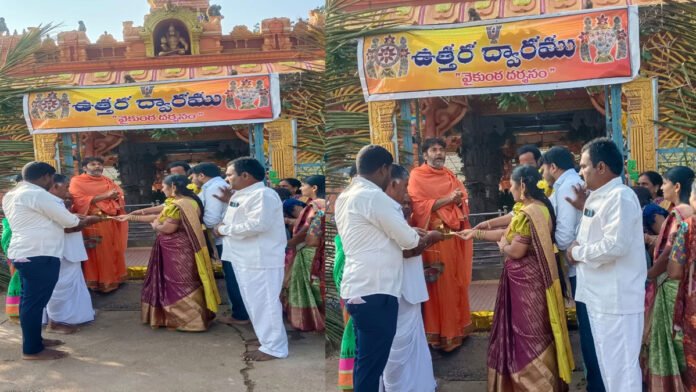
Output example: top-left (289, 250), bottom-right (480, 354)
top-left (201, 176), bottom-right (225, 190)
top-left (553, 169), bottom-right (580, 190)
top-left (235, 181), bottom-right (265, 195)
top-left (353, 176), bottom-right (383, 191)
top-left (590, 176), bottom-right (622, 197)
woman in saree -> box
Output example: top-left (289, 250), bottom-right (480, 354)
top-left (643, 166), bottom-right (695, 390)
top-left (2, 216), bottom-right (20, 322)
top-left (120, 175), bottom-right (220, 331)
top-left (459, 165), bottom-right (574, 391)
top-left (673, 182), bottom-right (696, 391)
top-left (284, 175), bottom-right (325, 332)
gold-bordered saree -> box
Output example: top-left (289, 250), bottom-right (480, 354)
top-left (487, 203), bottom-right (574, 392)
top-left (141, 197), bottom-right (221, 331)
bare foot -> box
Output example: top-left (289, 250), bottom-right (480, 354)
top-left (217, 316), bottom-right (251, 326)
top-left (23, 348), bottom-right (69, 360)
top-left (42, 338), bottom-right (65, 347)
top-left (244, 338), bottom-right (260, 345)
top-left (243, 350), bottom-right (278, 362)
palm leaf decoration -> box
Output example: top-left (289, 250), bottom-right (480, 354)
top-left (0, 25), bottom-right (56, 290)
top-left (283, 17), bottom-right (326, 168)
top-left (324, 0), bottom-right (406, 348)
top-left (640, 1), bottom-right (695, 149)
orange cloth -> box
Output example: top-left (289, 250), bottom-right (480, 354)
top-left (408, 164), bottom-right (473, 350)
top-left (69, 174), bottom-right (128, 293)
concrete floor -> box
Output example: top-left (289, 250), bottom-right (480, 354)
top-left (0, 281), bottom-right (324, 392)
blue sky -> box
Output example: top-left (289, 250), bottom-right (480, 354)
top-left (1, 0), bottom-right (322, 42)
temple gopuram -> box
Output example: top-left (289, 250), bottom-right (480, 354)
top-left (0, 0), bottom-right (323, 207)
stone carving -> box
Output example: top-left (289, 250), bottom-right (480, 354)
top-left (207, 4), bottom-right (222, 17)
top-left (158, 24), bottom-right (190, 55)
top-left (419, 96), bottom-right (470, 141)
top-left (261, 18), bottom-right (292, 51)
top-left (78, 21), bottom-right (86, 32)
top-left (80, 132), bottom-right (125, 166)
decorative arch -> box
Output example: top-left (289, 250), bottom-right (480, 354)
top-left (140, 7), bottom-right (203, 57)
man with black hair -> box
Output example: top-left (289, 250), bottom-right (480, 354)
top-left (166, 161), bottom-right (201, 194)
top-left (382, 164), bottom-right (438, 392)
top-left (192, 162), bottom-right (249, 327)
top-left (517, 144), bottom-right (542, 166)
top-left (541, 146), bottom-right (605, 391)
top-left (474, 144), bottom-right (551, 230)
top-left (335, 145), bottom-right (439, 391)
top-left (45, 174), bottom-right (95, 334)
top-left (408, 137), bottom-right (474, 352)
top-left (3, 162), bottom-right (99, 360)
top-left (215, 157), bottom-right (288, 362)
top-left (167, 161), bottom-right (191, 176)
top-left (566, 138), bottom-right (646, 392)
top-left (69, 156), bottom-right (127, 293)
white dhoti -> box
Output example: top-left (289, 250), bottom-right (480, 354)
top-left (46, 232), bottom-right (94, 326)
top-left (381, 297), bottom-right (436, 392)
top-left (587, 310), bottom-right (643, 392)
top-left (233, 265), bottom-right (289, 358)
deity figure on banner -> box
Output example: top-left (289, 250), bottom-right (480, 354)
top-left (256, 80), bottom-right (270, 107)
top-left (60, 93), bottom-right (70, 118)
top-left (226, 81), bottom-right (238, 109)
top-left (158, 24), bottom-right (190, 56)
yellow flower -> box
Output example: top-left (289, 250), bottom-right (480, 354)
top-left (537, 179), bottom-right (553, 197)
top-left (187, 183), bottom-right (201, 194)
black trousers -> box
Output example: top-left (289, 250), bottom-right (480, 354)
top-left (346, 293), bottom-right (398, 392)
top-left (218, 245), bottom-right (249, 321)
top-left (570, 276), bottom-right (606, 392)
top-left (13, 256), bottom-right (60, 355)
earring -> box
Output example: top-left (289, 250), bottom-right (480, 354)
top-left (520, 193), bottom-right (526, 201)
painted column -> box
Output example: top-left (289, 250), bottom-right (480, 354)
top-left (400, 100), bottom-right (413, 167)
top-left (253, 123), bottom-right (265, 170)
top-left (368, 101), bottom-right (398, 162)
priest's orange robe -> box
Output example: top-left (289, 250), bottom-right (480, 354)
top-left (408, 164), bottom-right (473, 351)
top-left (70, 173), bottom-right (128, 293)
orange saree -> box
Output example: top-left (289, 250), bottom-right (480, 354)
top-left (408, 164), bottom-right (474, 351)
top-left (69, 173), bottom-right (128, 293)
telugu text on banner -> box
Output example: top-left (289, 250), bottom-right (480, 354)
top-left (358, 7), bottom-right (639, 102)
top-left (24, 74), bottom-right (281, 134)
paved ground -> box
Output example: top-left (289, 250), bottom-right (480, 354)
top-left (0, 281), bottom-right (324, 392)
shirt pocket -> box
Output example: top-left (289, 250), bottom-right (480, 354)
top-left (577, 214), bottom-right (594, 242)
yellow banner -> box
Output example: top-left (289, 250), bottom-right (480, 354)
top-left (358, 7), bottom-right (639, 101)
top-left (24, 75), bottom-right (280, 134)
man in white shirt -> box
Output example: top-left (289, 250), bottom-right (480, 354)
top-left (215, 157), bottom-right (288, 362)
top-left (567, 138), bottom-right (646, 392)
top-left (3, 162), bottom-right (98, 360)
top-left (381, 164), bottom-right (439, 392)
top-left (541, 147), bottom-right (604, 391)
top-left (192, 162), bottom-right (249, 326)
top-left (336, 145), bottom-right (439, 391)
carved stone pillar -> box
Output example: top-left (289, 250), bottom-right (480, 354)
top-left (368, 101), bottom-right (397, 160)
top-left (266, 119), bottom-right (296, 179)
top-left (623, 77), bottom-right (658, 172)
